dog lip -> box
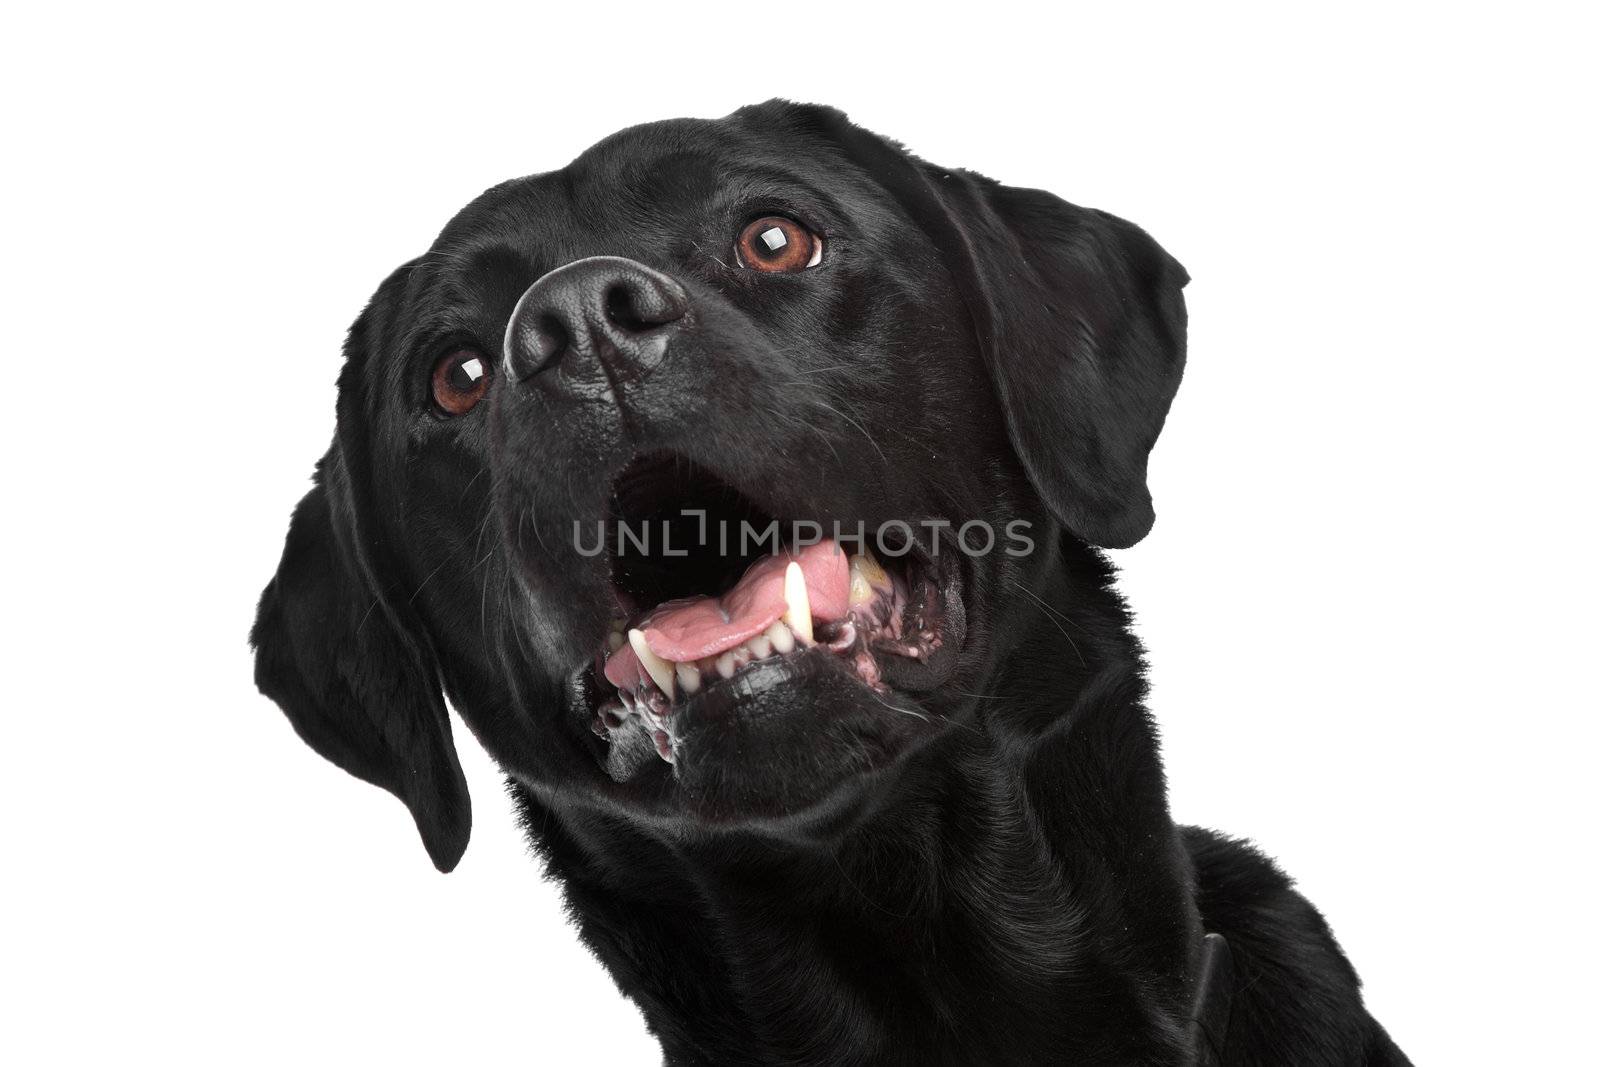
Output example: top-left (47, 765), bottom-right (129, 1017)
top-left (870, 540), bottom-right (964, 692)
top-left (605, 646), bottom-right (865, 762)
top-left (692, 646), bottom-right (837, 715)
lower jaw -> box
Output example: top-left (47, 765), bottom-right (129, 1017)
top-left (583, 651), bottom-right (947, 825)
top-left (594, 633), bottom-right (928, 776)
top-left (654, 644), bottom-right (841, 722)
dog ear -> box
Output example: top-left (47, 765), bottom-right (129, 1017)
top-left (935, 177), bottom-right (1189, 547)
top-left (251, 459), bottom-right (471, 873)
top-left (781, 102), bottom-right (1188, 547)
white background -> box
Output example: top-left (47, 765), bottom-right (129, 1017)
top-left (3, 3), bottom-right (1594, 1063)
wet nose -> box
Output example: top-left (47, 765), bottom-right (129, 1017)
top-left (504, 256), bottom-right (689, 384)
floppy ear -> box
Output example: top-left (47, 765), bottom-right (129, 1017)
top-left (772, 100), bottom-right (1188, 547)
top-left (936, 177), bottom-right (1189, 548)
top-left (252, 464), bottom-right (471, 872)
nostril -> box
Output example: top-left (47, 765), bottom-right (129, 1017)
top-left (531, 313), bottom-right (568, 365)
top-left (604, 276), bottom-right (688, 333)
top-left (507, 310), bottom-right (570, 380)
top-left (603, 285), bottom-right (644, 331)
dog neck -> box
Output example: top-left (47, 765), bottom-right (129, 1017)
top-left (514, 544), bottom-right (1204, 1064)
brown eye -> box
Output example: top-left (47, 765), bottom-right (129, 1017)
top-left (431, 349), bottom-right (490, 416)
top-left (734, 216), bottom-right (822, 273)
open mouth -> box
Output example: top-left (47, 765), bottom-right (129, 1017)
top-left (586, 455), bottom-right (954, 769)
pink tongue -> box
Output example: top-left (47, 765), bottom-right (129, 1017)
top-left (603, 540), bottom-right (851, 687)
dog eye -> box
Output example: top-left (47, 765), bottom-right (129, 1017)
top-left (431, 349), bottom-right (491, 416)
top-left (734, 216), bottom-right (822, 273)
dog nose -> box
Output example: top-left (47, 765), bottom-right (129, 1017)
top-left (505, 256), bottom-right (689, 383)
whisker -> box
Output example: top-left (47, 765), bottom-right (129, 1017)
top-left (408, 558), bottom-right (450, 604)
top-left (1005, 577), bottom-right (1087, 667)
top-left (809, 398), bottom-right (889, 469)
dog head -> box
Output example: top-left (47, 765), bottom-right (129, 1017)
top-left (252, 102), bottom-right (1187, 870)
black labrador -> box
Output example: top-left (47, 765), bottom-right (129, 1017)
top-left (253, 101), bottom-right (1409, 1065)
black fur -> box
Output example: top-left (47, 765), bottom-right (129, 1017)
top-left (252, 101), bottom-right (1407, 1064)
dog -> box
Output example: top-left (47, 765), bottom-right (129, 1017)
top-left (252, 101), bottom-right (1409, 1065)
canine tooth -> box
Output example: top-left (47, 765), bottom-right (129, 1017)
top-left (782, 561), bottom-right (814, 644)
top-left (766, 619), bottom-right (795, 654)
top-left (628, 629), bottom-right (676, 699)
top-left (747, 633), bottom-right (773, 659)
top-left (607, 630), bottom-right (625, 652)
top-left (716, 651), bottom-right (739, 679)
top-left (675, 662), bottom-right (701, 694)
top-left (849, 553), bottom-right (889, 606)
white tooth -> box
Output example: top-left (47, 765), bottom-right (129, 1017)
top-left (628, 629), bottom-right (676, 699)
top-left (607, 630), bottom-right (625, 652)
top-left (782, 561), bottom-right (814, 644)
top-left (731, 644), bottom-right (753, 667)
top-left (849, 553), bottom-right (889, 606)
top-left (716, 651), bottom-right (739, 679)
top-left (747, 633), bottom-right (773, 659)
top-left (766, 619), bottom-right (795, 654)
top-left (675, 662), bottom-right (701, 694)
